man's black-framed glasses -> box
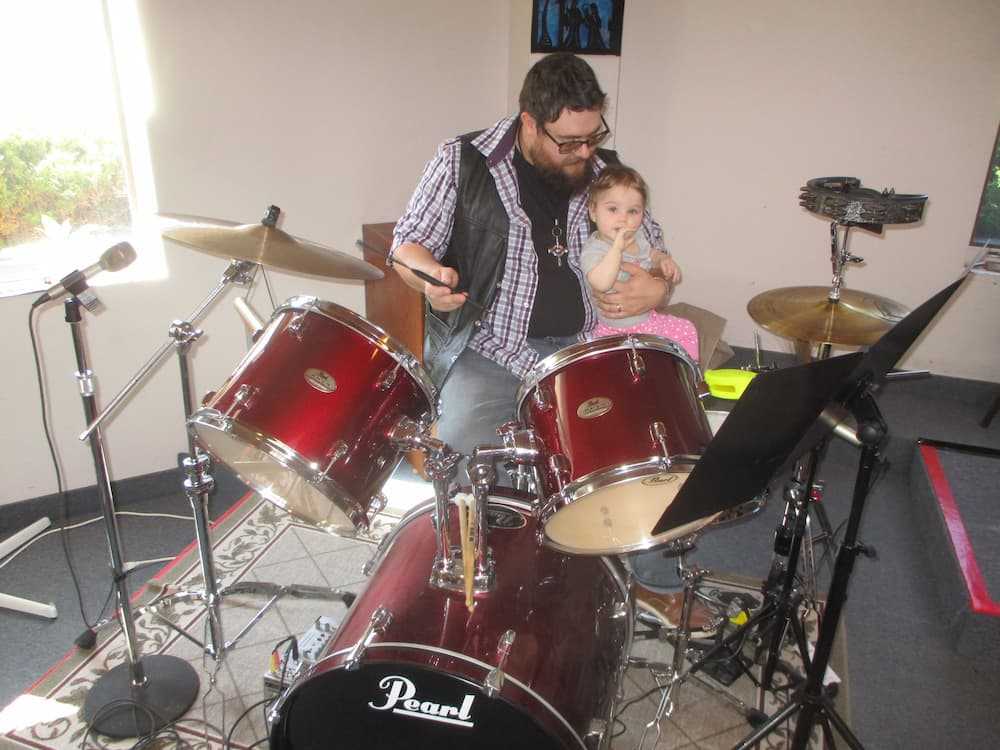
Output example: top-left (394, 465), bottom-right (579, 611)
top-left (541, 114), bottom-right (611, 154)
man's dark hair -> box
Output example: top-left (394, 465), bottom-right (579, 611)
top-left (519, 53), bottom-right (606, 126)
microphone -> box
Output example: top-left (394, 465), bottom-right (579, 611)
top-left (32, 242), bottom-right (137, 311)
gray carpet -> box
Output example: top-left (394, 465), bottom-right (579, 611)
top-left (1, 356), bottom-right (998, 748)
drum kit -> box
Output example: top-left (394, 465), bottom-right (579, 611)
top-left (70, 177), bottom-right (960, 748)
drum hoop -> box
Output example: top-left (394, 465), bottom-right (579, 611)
top-left (189, 409), bottom-right (368, 530)
top-left (555, 457), bottom-right (699, 505)
top-left (540, 460), bottom-right (717, 556)
top-left (543, 510), bottom-right (721, 556)
top-left (365, 494), bottom-right (539, 576)
top-left (289, 643), bottom-right (588, 748)
top-left (515, 334), bottom-right (701, 412)
top-left (276, 296), bottom-right (440, 421)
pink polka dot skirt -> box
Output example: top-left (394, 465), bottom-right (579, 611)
top-left (593, 312), bottom-right (700, 363)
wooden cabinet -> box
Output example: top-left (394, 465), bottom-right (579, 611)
top-left (361, 222), bottom-right (425, 363)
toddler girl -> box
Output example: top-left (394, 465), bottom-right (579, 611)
top-left (580, 164), bottom-right (699, 362)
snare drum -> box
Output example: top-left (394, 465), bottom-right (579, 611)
top-left (268, 494), bottom-right (631, 750)
top-left (189, 296), bottom-right (438, 535)
top-left (516, 335), bottom-right (717, 555)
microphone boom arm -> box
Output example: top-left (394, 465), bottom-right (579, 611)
top-left (78, 259), bottom-right (256, 441)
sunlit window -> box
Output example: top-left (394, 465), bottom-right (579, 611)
top-left (971, 122), bottom-right (1000, 248)
top-left (0, 0), bottom-right (161, 299)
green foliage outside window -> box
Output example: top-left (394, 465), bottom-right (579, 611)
top-left (0, 134), bottom-right (131, 249)
top-left (971, 124), bottom-right (1000, 247)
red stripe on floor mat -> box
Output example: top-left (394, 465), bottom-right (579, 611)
top-left (919, 443), bottom-right (1000, 618)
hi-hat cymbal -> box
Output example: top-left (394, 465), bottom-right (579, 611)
top-left (161, 214), bottom-right (383, 281)
top-left (748, 286), bottom-right (909, 346)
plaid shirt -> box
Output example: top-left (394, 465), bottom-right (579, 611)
top-left (391, 115), bottom-right (666, 379)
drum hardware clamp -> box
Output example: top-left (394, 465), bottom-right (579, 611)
top-left (390, 418), bottom-right (499, 595)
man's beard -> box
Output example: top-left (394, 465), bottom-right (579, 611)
top-left (526, 140), bottom-right (595, 194)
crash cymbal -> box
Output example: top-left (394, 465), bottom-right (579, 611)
top-left (748, 286), bottom-right (909, 346)
top-left (161, 210), bottom-right (383, 281)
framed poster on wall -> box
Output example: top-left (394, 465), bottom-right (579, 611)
top-left (531, 0), bottom-right (624, 56)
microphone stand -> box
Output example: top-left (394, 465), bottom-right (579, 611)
top-left (65, 297), bottom-right (199, 738)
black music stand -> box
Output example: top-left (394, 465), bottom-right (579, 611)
top-left (652, 276), bottom-right (968, 749)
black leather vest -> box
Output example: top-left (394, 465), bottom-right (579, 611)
top-left (422, 132), bottom-right (508, 387)
top-left (423, 129), bottom-right (618, 387)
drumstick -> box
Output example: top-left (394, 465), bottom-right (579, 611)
top-left (355, 240), bottom-right (485, 311)
top-left (456, 497), bottom-right (475, 612)
top-left (465, 497), bottom-right (476, 612)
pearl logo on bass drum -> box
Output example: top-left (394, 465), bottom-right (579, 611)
top-left (368, 675), bottom-right (476, 728)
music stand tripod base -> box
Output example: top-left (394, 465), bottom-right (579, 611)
top-left (81, 654), bottom-right (199, 738)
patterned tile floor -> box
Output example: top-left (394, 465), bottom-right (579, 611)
top-left (3, 479), bottom-right (830, 749)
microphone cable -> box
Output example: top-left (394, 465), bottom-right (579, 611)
top-left (27, 304), bottom-right (96, 633)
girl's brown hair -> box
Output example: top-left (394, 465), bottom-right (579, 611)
top-left (588, 164), bottom-right (648, 206)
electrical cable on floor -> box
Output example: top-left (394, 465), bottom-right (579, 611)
top-left (0, 512), bottom-right (195, 572)
top-left (225, 697), bottom-right (273, 750)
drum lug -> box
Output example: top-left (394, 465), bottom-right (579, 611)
top-left (627, 337), bottom-right (646, 380)
top-left (483, 629), bottom-right (516, 698)
top-left (532, 385), bottom-right (552, 411)
top-left (318, 441), bottom-right (349, 480)
top-left (650, 421), bottom-right (673, 471)
top-left (345, 606), bottom-right (393, 671)
top-left (287, 310), bottom-right (309, 340)
top-left (376, 365), bottom-right (399, 391)
top-left (224, 384), bottom-right (259, 417)
top-left (547, 454), bottom-right (571, 492)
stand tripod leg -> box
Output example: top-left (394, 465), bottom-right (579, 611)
top-left (734, 697), bottom-right (803, 750)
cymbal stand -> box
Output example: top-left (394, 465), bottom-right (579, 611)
top-left (828, 220), bottom-right (864, 304)
top-left (79, 260), bottom-right (352, 661)
top-left (62, 297), bottom-right (199, 738)
top-left (735, 392), bottom-right (884, 750)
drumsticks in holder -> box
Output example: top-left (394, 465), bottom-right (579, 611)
top-left (455, 495), bottom-right (476, 613)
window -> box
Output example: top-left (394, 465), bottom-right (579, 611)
top-left (0, 1), bottom-right (160, 299)
top-left (970, 121), bottom-right (1000, 248)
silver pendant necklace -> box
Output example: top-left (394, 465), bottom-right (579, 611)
top-left (548, 219), bottom-right (568, 266)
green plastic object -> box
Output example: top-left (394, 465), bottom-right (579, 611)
top-left (704, 368), bottom-right (757, 400)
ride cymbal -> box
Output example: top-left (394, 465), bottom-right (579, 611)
top-left (161, 208), bottom-right (383, 281)
top-left (747, 286), bottom-right (909, 347)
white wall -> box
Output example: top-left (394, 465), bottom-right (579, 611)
top-left (0, 0), bottom-right (510, 505)
top-left (4, 0), bottom-right (998, 506)
top-left (568, 0), bottom-right (999, 375)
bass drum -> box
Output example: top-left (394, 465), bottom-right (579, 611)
top-left (269, 494), bottom-right (631, 750)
